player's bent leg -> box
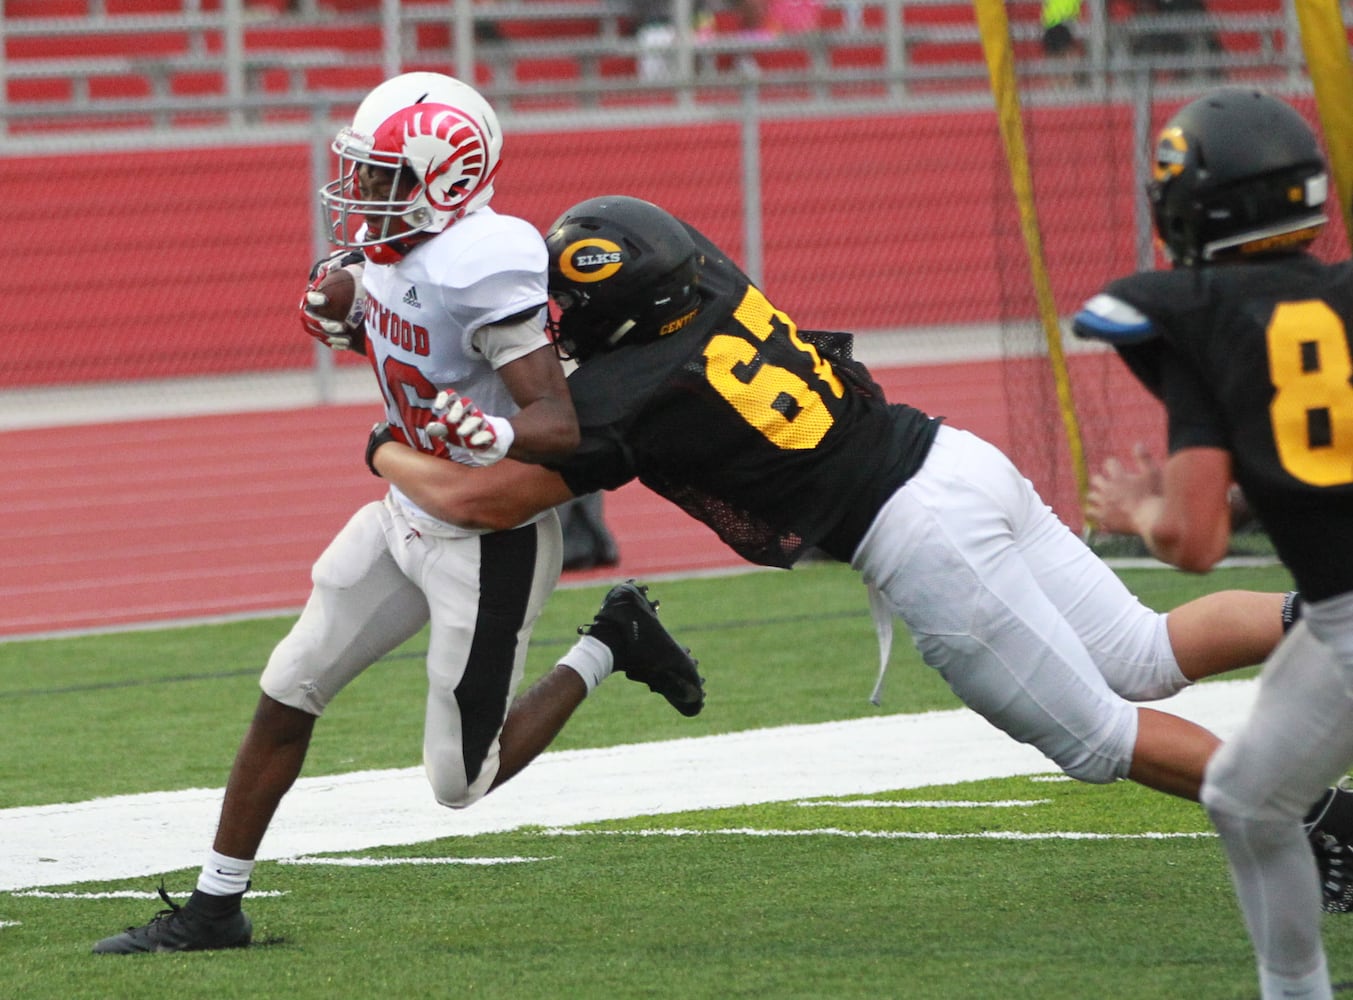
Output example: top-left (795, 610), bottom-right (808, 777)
top-left (421, 519), bottom-right (560, 809)
top-left (853, 432), bottom-right (1139, 787)
top-left (489, 665), bottom-right (589, 793)
top-left (1011, 488), bottom-right (1273, 700)
top-left (1126, 706), bottom-right (1217, 800)
top-left (1165, 589), bottom-right (1286, 683)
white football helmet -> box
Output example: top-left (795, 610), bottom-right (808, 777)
top-left (320, 72), bottom-right (503, 262)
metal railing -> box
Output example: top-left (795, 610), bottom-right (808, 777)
top-left (0, 0), bottom-right (1318, 138)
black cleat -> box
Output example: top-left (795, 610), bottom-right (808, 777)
top-left (582, 580), bottom-right (705, 717)
top-left (1306, 781), bottom-right (1353, 914)
top-left (1311, 831), bottom-right (1353, 914)
top-left (92, 885), bottom-right (252, 954)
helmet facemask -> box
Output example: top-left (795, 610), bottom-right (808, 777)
top-left (318, 74), bottom-right (503, 262)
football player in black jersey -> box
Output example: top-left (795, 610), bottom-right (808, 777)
top-left (1074, 87), bottom-right (1353, 1000)
top-left (370, 192), bottom-right (1353, 908)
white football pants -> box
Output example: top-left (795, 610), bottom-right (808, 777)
top-left (260, 494), bottom-right (562, 808)
top-left (853, 425), bottom-right (1184, 784)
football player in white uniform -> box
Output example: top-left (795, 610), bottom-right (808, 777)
top-left (93, 75), bottom-right (703, 955)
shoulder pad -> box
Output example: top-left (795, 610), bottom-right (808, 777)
top-left (1072, 294), bottom-right (1158, 345)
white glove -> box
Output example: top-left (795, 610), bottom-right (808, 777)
top-left (426, 389), bottom-right (515, 466)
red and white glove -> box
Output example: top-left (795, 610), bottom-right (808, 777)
top-left (300, 249), bottom-right (367, 354)
top-left (427, 389), bottom-right (515, 466)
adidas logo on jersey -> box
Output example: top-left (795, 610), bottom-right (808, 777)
top-left (402, 286), bottom-right (421, 308)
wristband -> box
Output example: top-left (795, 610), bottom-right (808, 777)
top-left (473, 415), bottom-right (515, 466)
top-left (366, 422), bottom-right (395, 477)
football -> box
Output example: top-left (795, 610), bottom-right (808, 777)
top-left (308, 264), bottom-right (357, 323)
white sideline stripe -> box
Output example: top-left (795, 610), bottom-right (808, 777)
top-left (0, 678), bottom-right (1259, 893)
top-left (536, 828), bottom-right (1214, 841)
top-left (0, 920), bottom-right (21, 929)
top-left (278, 856), bottom-right (551, 868)
top-left (795, 798), bottom-right (1051, 808)
top-left (13, 890), bottom-right (288, 900)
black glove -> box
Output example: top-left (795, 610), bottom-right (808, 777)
top-left (365, 422), bottom-right (395, 478)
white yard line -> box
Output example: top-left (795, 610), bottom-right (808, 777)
top-left (0, 678), bottom-right (1256, 893)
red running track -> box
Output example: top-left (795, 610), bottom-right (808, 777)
top-left (0, 357), bottom-right (1157, 638)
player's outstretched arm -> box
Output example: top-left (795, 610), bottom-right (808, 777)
top-left (1089, 443), bottom-right (1232, 572)
top-left (371, 432), bottom-right (577, 531)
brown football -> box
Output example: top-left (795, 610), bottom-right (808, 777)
top-left (309, 265), bottom-right (356, 322)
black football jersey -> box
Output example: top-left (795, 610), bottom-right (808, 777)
top-left (1092, 255), bottom-right (1353, 601)
top-left (552, 226), bottom-right (940, 568)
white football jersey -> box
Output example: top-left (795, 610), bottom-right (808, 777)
top-left (360, 207), bottom-right (551, 531)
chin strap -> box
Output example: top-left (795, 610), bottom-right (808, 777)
top-left (363, 232), bottom-right (435, 265)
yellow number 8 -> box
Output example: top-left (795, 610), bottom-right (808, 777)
top-left (1267, 300), bottom-right (1353, 486)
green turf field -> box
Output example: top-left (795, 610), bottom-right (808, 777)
top-left (6, 560), bottom-right (1348, 1000)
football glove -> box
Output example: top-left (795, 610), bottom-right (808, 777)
top-left (301, 249), bottom-right (367, 354)
top-left (427, 389), bottom-right (515, 465)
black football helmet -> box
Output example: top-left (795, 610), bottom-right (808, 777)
top-left (1148, 87), bottom-right (1328, 266)
top-left (545, 195), bottom-right (702, 362)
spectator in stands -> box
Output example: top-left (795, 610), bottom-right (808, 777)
top-left (632, 0), bottom-right (703, 81)
top-left (1041, 0), bottom-right (1082, 57)
top-left (632, 0), bottom-right (818, 80)
top-left (1124, 0), bottom-right (1224, 79)
top-left (726, 0), bottom-right (821, 37)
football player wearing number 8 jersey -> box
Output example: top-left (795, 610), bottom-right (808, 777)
top-left (370, 193), bottom-right (1353, 933)
top-left (1075, 87), bottom-right (1353, 1000)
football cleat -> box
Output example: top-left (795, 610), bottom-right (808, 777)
top-left (1311, 831), bottom-right (1353, 914)
top-left (582, 580), bottom-right (705, 717)
top-left (92, 884), bottom-right (252, 954)
top-left (1306, 780), bottom-right (1353, 914)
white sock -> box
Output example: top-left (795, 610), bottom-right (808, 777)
top-left (559, 634), bottom-right (615, 694)
top-left (1259, 955), bottom-right (1332, 1000)
top-left (196, 850), bottom-right (255, 897)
